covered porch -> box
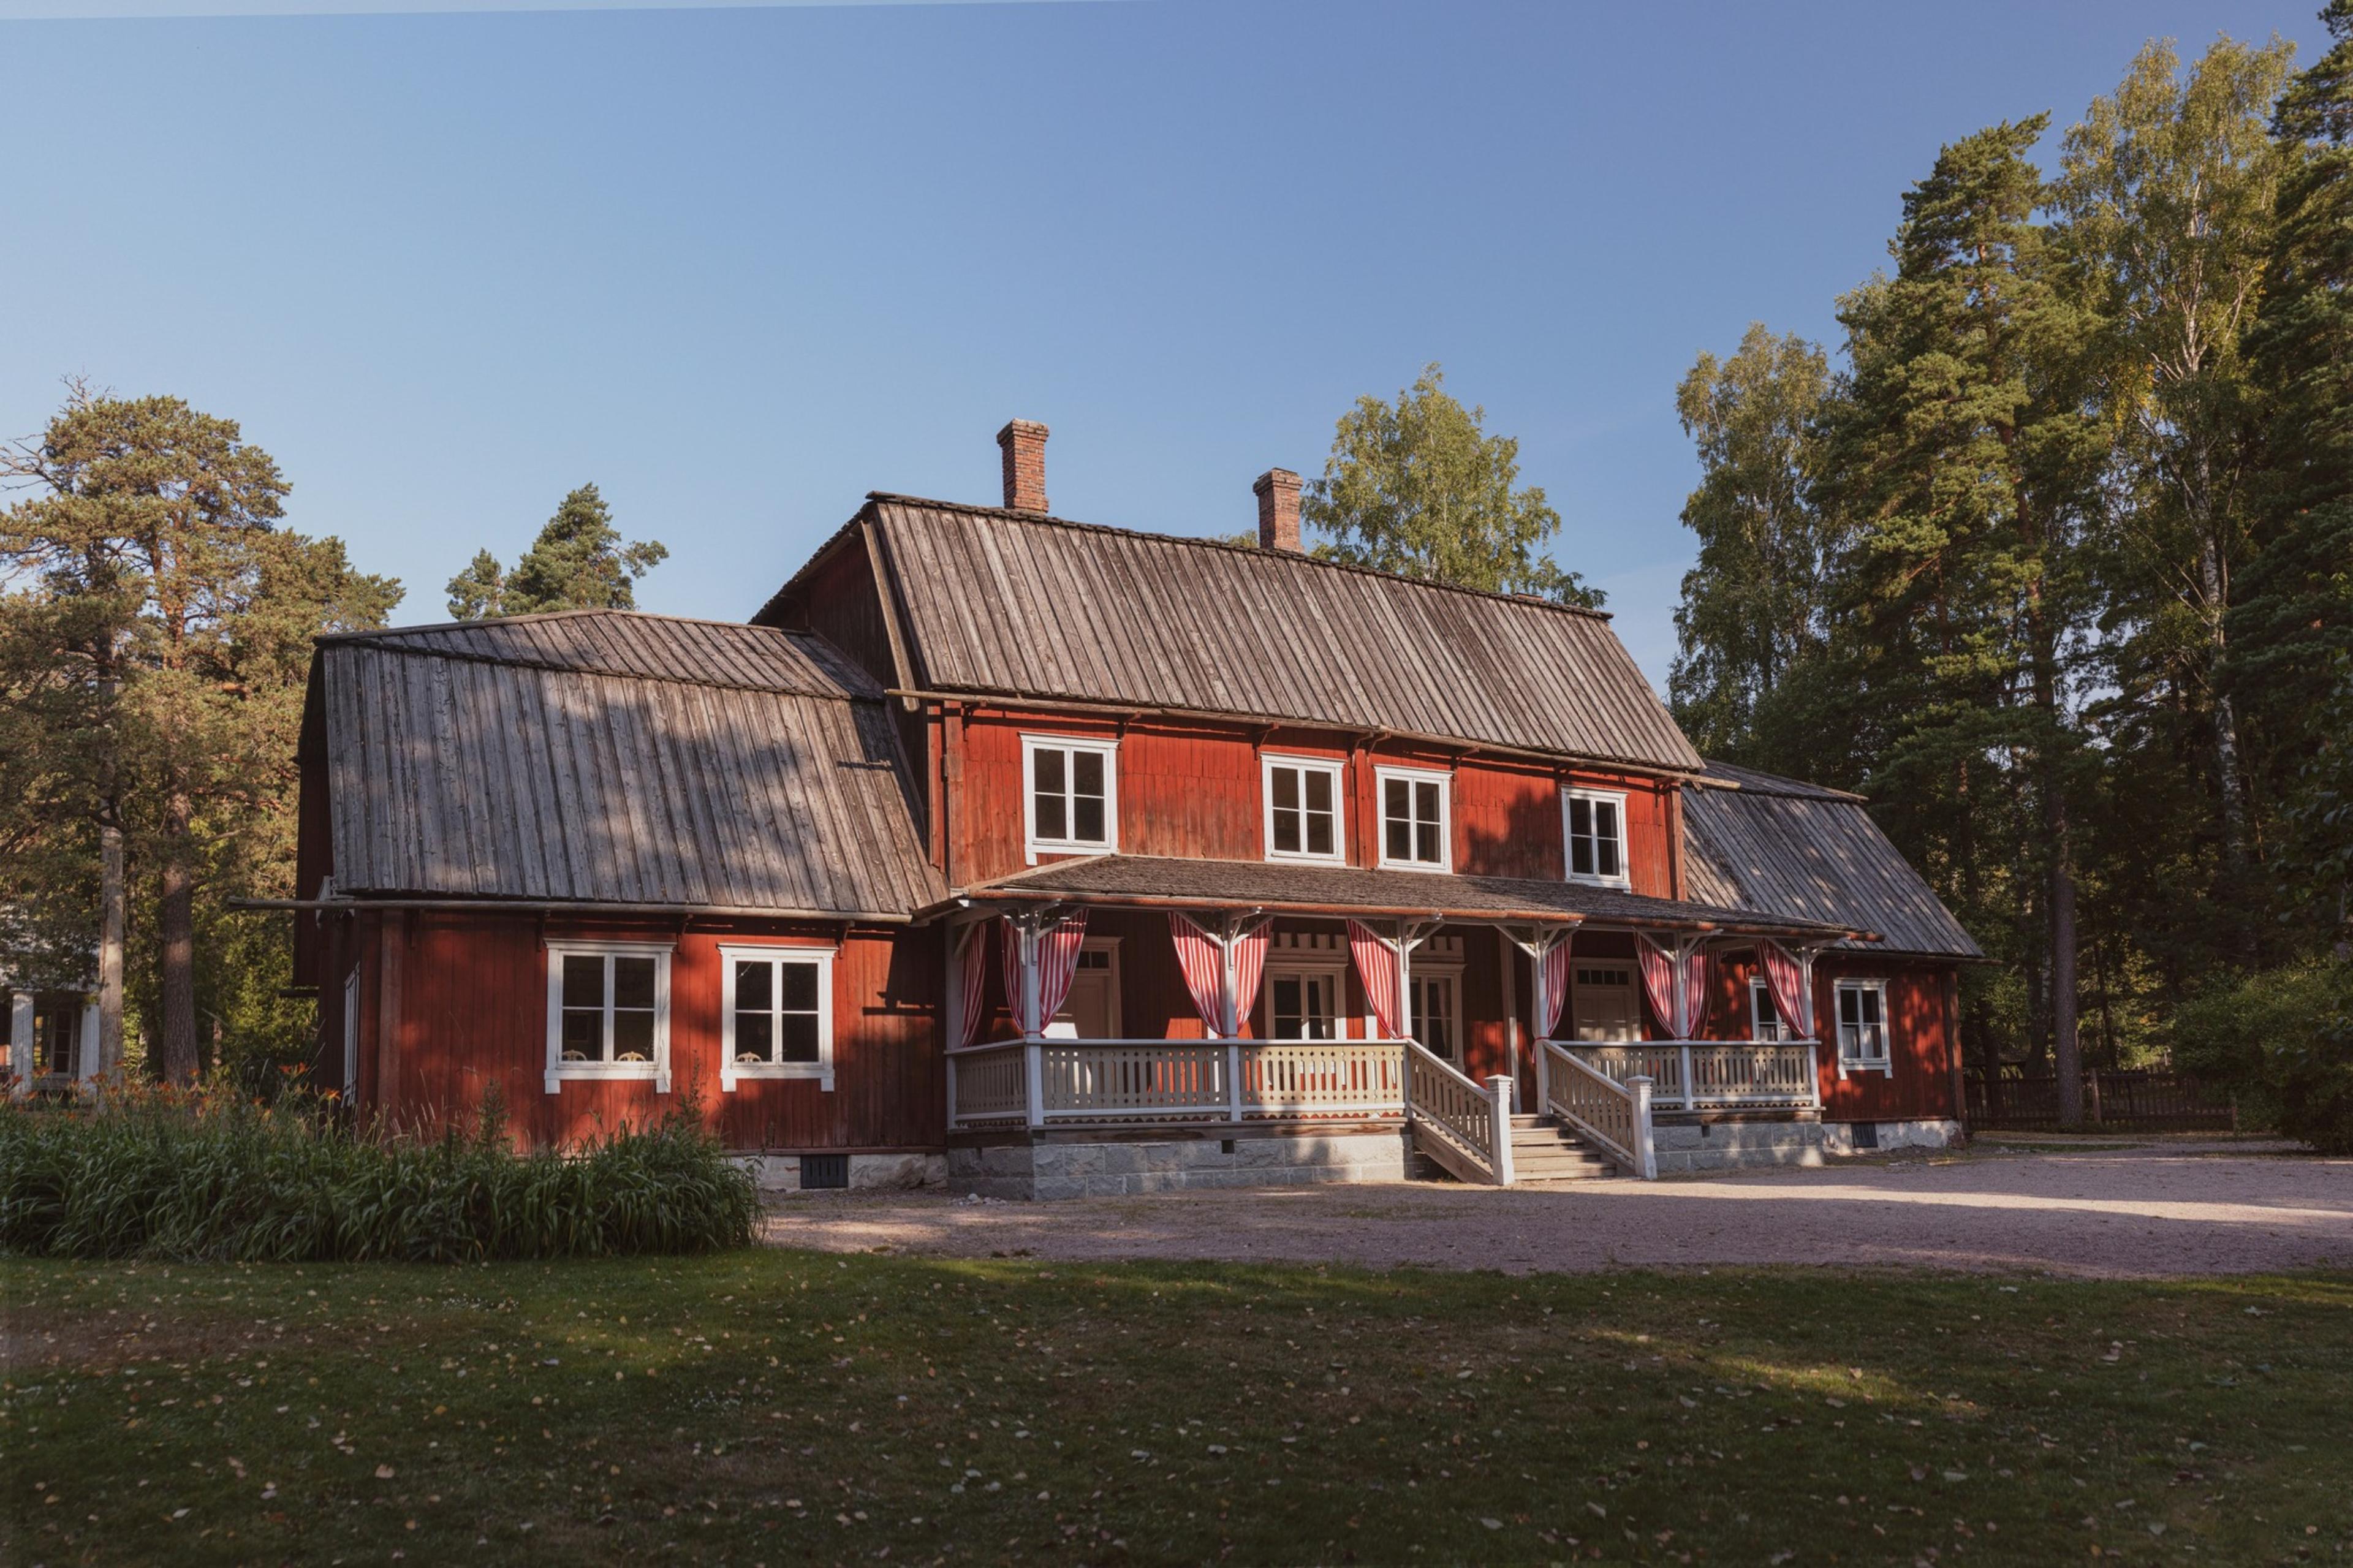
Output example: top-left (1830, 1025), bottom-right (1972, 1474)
top-left (936, 855), bottom-right (1863, 1195)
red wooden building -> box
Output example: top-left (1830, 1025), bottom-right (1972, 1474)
top-left (290, 422), bottom-right (1981, 1194)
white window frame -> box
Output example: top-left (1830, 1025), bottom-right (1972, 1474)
top-left (1407, 958), bottom-right (1467, 1060)
top-left (1834, 979), bottom-right (1893, 1077)
top-left (719, 944), bottom-right (837, 1092)
top-left (1748, 978), bottom-right (1784, 1043)
top-left (1046, 937), bottom-right (1123, 1040)
top-left (1021, 733), bottom-right (1120, 863)
top-left (1262, 957), bottom-right (1351, 1041)
top-left (544, 941), bottom-right (674, 1094)
top-left (1260, 753), bottom-right (1347, 865)
top-left (1560, 786), bottom-right (1632, 887)
top-left (1374, 763), bottom-right (1452, 873)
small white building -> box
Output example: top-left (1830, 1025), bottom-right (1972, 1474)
top-left (1, 961), bottom-right (102, 1093)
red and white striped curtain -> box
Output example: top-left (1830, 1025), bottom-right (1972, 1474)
top-left (1534, 937), bottom-right (1571, 1040)
top-left (1232, 923), bottom-right (1270, 1034)
top-left (1759, 940), bottom-right (1816, 1040)
top-left (954, 924), bottom-right (989, 1048)
top-left (998, 911), bottom-right (1089, 1036)
top-left (1681, 944), bottom-right (1711, 1040)
top-left (1346, 919), bottom-right (1405, 1040)
top-left (1169, 915), bottom-right (1226, 1034)
top-left (1637, 938), bottom-right (1678, 1040)
top-left (1169, 914), bottom-right (1275, 1037)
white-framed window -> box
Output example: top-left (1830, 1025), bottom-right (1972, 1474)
top-left (1561, 787), bottom-right (1630, 885)
top-left (720, 944), bottom-right (836, 1092)
top-left (1047, 939), bottom-right (1123, 1039)
top-left (1749, 979), bottom-right (1784, 1043)
top-left (1835, 979), bottom-right (1891, 1074)
top-left (545, 941), bottom-right (673, 1094)
top-left (1262, 754), bottom-right (1346, 863)
top-left (1376, 765), bottom-right (1451, 871)
top-left (1265, 964), bottom-right (1347, 1040)
top-left (1023, 734), bottom-right (1118, 862)
top-left (1409, 970), bottom-right (1464, 1059)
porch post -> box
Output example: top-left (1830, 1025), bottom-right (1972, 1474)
top-left (1679, 1043), bottom-right (1694, 1112)
top-left (1227, 1040), bottom-right (1244, 1123)
top-left (1487, 1075), bottom-right (1516, 1186)
top-left (1018, 917), bottom-right (1046, 1127)
top-left (1628, 1075), bottom-right (1658, 1180)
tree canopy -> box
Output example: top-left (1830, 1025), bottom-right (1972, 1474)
top-left (445, 483), bottom-right (666, 619)
top-left (1302, 366), bottom-right (1602, 608)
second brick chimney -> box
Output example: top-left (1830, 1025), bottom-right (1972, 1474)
top-left (997, 420), bottom-right (1049, 513)
top-left (1254, 468), bottom-right (1302, 552)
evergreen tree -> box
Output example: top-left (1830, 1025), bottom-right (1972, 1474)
top-left (448, 484), bottom-right (665, 620)
top-left (1668, 325), bottom-right (1832, 757)
top-left (1303, 366), bottom-right (1602, 608)
top-left (2237, 0), bottom-right (2353, 952)
top-left (1814, 119), bottom-right (2108, 1113)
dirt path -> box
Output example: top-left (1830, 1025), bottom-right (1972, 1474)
top-left (760, 1143), bottom-right (2353, 1278)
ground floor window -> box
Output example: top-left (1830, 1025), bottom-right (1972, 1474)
top-left (1835, 980), bottom-right (1891, 1074)
top-left (1266, 967), bottom-right (1346, 1040)
top-left (1409, 971), bottom-right (1463, 1059)
top-left (1749, 979), bottom-right (1784, 1042)
top-left (544, 942), bottom-right (673, 1093)
top-left (720, 945), bottom-right (836, 1091)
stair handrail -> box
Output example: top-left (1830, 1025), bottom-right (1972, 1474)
top-left (1403, 1039), bottom-right (1514, 1185)
top-left (1541, 1039), bottom-right (1656, 1180)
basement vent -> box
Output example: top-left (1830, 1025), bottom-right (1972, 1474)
top-left (800, 1154), bottom-right (849, 1190)
top-left (1851, 1122), bottom-right (1880, 1151)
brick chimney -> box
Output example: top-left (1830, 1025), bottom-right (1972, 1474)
top-left (1254, 468), bottom-right (1302, 552)
top-left (996, 419), bottom-right (1049, 513)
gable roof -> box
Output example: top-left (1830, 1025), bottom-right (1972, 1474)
top-left (317, 612), bottom-right (942, 918)
top-left (1681, 762), bottom-right (1982, 959)
top-left (762, 495), bottom-right (1702, 775)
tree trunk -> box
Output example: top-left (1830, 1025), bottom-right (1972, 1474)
top-left (159, 787), bottom-right (199, 1085)
top-left (2048, 801), bottom-right (2082, 1124)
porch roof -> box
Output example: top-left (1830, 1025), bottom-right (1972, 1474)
top-left (950, 854), bottom-right (1869, 940)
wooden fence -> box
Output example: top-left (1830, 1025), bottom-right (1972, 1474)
top-left (1964, 1070), bottom-right (2236, 1132)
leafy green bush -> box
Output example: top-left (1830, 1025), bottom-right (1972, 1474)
top-left (2173, 961), bottom-right (2353, 1153)
top-left (0, 1081), bottom-right (759, 1262)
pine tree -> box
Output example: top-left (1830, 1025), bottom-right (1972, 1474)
top-left (447, 483), bottom-right (666, 621)
top-left (1303, 366), bottom-right (1602, 608)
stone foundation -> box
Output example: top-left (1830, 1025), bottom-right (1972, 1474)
top-left (949, 1127), bottom-right (1411, 1200)
top-left (1821, 1118), bottom-right (1964, 1157)
top-left (735, 1152), bottom-right (947, 1193)
top-left (1650, 1117), bottom-right (1828, 1174)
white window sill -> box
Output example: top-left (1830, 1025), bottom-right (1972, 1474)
top-left (1025, 840), bottom-right (1115, 866)
top-left (1264, 850), bottom-right (1347, 866)
top-left (1836, 1058), bottom-right (1893, 1078)
top-left (721, 1063), bottom-right (835, 1093)
top-left (1376, 858), bottom-right (1452, 875)
top-left (1563, 872), bottom-right (1632, 889)
top-left (544, 1066), bottom-right (670, 1094)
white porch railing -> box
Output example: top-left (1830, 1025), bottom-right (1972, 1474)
top-left (1404, 1040), bottom-right (1514, 1186)
top-left (1542, 1041), bottom-right (1656, 1180)
top-left (947, 1038), bottom-right (1408, 1129)
top-left (1566, 1041), bottom-right (1821, 1112)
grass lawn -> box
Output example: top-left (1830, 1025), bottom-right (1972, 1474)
top-left (5, 1253), bottom-right (2349, 1567)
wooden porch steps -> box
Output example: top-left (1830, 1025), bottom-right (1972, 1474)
top-left (1407, 1114), bottom-right (1620, 1184)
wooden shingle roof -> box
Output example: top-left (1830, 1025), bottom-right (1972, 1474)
top-left (317, 613), bottom-right (942, 917)
top-left (766, 495), bottom-right (1703, 775)
top-left (1682, 762), bottom-right (1982, 959)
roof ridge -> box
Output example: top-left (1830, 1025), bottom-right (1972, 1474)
top-left (858, 491), bottom-right (1617, 623)
top-left (324, 626), bottom-right (886, 702)
top-left (317, 607), bottom-right (835, 648)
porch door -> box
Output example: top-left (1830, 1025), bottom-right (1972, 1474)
top-left (1570, 965), bottom-right (1642, 1042)
top-left (1267, 969), bottom-right (1344, 1039)
top-left (1048, 942), bottom-right (1121, 1040)
top-left (1409, 972), bottom-right (1462, 1059)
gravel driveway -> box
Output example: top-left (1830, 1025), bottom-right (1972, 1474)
top-left (760, 1142), bottom-right (2353, 1278)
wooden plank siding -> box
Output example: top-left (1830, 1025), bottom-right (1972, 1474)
top-left (319, 909), bottom-right (944, 1152)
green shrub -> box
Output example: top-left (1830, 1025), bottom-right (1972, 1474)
top-left (0, 1081), bottom-right (760, 1262)
top-left (2173, 960), bottom-right (2353, 1154)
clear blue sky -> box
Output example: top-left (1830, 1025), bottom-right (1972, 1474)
top-left (2, 0), bottom-right (2330, 684)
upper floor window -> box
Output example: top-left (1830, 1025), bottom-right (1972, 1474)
top-left (1835, 979), bottom-right (1891, 1073)
top-left (1376, 765), bottom-right (1450, 871)
top-left (1023, 735), bottom-right (1118, 860)
top-left (545, 941), bottom-right (672, 1094)
top-left (1263, 755), bottom-right (1344, 863)
top-left (1561, 787), bottom-right (1629, 885)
